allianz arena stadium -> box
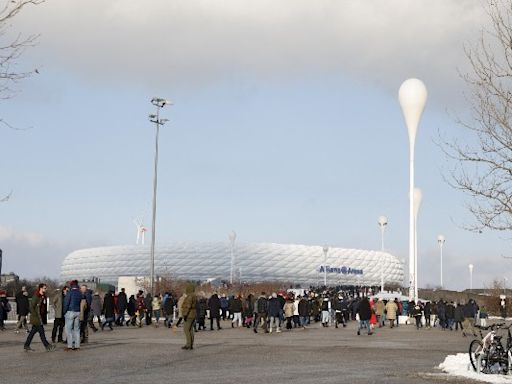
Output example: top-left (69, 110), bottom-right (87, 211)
top-left (61, 242), bottom-right (404, 286)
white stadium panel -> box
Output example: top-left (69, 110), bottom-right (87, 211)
top-left (60, 242), bottom-right (404, 286)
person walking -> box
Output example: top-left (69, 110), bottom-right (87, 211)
top-left (144, 293), bottom-right (153, 326)
top-left (90, 292), bottom-right (102, 330)
top-left (116, 288), bottom-right (128, 326)
top-left (298, 295), bottom-right (309, 328)
top-left (385, 298), bottom-right (398, 328)
top-left (454, 302), bottom-right (464, 331)
top-left (15, 286), bottom-right (30, 334)
top-left (231, 294), bottom-right (243, 328)
top-left (63, 280), bottom-right (82, 351)
top-left (357, 297), bottom-right (372, 336)
top-left (268, 293), bottom-right (281, 333)
top-left (423, 301), bottom-right (432, 329)
top-left (181, 284), bottom-right (197, 350)
top-left (51, 286), bottom-right (67, 343)
top-left (375, 298), bottom-right (385, 328)
top-left (253, 292), bottom-right (269, 333)
top-left (462, 299), bottom-right (478, 337)
top-left (24, 283), bottom-right (55, 352)
top-left (220, 294), bottom-right (229, 320)
top-left (174, 291), bottom-right (187, 329)
top-left (321, 295), bottom-right (330, 327)
top-left (208, 293), bottom-right (222, 330)
top-left (283, 297), bottom-right (295, 330)
top-left (136, 291), bottom-right (147, 327)
top-left (127, 295), bottom-right (137, 326)
top-left (101, 291), bottom-right (115, 331)
top-left (152, 294), bottom-right (162, 327)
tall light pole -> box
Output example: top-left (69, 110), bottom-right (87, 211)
top-left (323, 245), bottom-right (329, 286)
top-left (148, 97), bottom-right (171, 297)
top-left (229, 231), bottom-right (237, 284)
top-left (469, 264), bottom-right (474, 292)
top-left (378, 216), bottom-right (388, 292)
top-left (413, 188), bottom-right (422, 301)
top-left (399, 78), bottom-right (428, 303)
top-left (437, 235), bottom-right (445, 288)
top-left (504, 277), bottom-right (508, 295)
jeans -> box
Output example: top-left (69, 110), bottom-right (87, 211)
top-left (153, 310), bottom-right (161, 324)
top-left (269, 316), bottom-right (280, 331)
top-left (65, 311), bottom-right (80, 349)
top-left (358, 320), bottom-right (371, 334)
top-left (24, 325), bottom-right (50, 348)
top-left (210, 316), bottom-right (221, 330)
top-left (253, 313), bottom-right (268, 332)
top-left (300, 316), bottom-right (308, 327)
top-left (115, 311), bottom-right (125, 325)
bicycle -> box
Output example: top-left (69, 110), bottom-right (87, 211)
top-left (469, 322), bottom-right (512, 374)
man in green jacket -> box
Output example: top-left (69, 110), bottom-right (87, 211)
top-left (24, 283), bottom-right (55, 352)
top-left (181, 284), bottom-right (197, 350)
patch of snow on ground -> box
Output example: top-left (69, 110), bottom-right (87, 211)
top-left (439, 353), bottom-right (512, 383)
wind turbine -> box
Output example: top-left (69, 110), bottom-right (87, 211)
top-left (133, 218), bottom-right (147, 245)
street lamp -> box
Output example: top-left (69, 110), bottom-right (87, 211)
top-left (148, 97), bottom-right (172, 297)
top-left (469, 264), bottom-right (474, 292)
top-left (377, 216), bottom-right (388, 293)
top-left (504, 277), bottom-right (508, 295)
top-left (229, 231), bottom-right (237, 284)
top-left (437, 235), bottom-right (445, 288)
top-left (399, 78), bottom-right (428, 303)
top-left (323, 245), bottom-right (329, 286)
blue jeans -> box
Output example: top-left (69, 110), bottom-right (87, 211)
top-left (358, 320), bottom-right (371, 334)
top-left (65, 311), bottom-right (80, 349)
top-left (300, 316), bottom-right (308, 327)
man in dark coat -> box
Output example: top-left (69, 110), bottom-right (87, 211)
top-left (101, 291), bottom-right (115, 330)
top-left (208, 293), bottom-right (222, 330)
top-left (116, 288), bottom-right (128, 326)
top-left (298, 296), bottom-right (309, 328)
top-left (423, 301), bottom-right (432, 328)
top-left (253, 292), bottom-right (269, 333)
top-left (24, 284), bottom-right (55, 352)
top-left (144, 293), bottom-right (153, 325)
top-left (356, 297), bottom-right (372, 336)
top-left (15, 286), bottom-right (30, 333)
top-left (51, 286), bottom-right (67, 343)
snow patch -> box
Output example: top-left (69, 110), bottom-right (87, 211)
top-left (439, 353), bottom-right (512, 383)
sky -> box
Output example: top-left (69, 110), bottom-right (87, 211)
top-left (0, 0), bottom-right (507, 290)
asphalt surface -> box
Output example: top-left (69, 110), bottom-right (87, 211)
top-left (0, 319), bottom-right (486, 384)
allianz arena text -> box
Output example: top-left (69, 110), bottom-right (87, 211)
top-left (60, 242), bottom-right (404, 286)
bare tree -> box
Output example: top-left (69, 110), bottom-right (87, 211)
top-left (444, 0), bottom-right (512, 232)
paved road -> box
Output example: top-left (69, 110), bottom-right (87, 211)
top-left (0, 320), bottom-right (481, 384)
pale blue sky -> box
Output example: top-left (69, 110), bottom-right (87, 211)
top-left (0, 0), bottom-right (507, 290)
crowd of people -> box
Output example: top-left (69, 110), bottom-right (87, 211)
top-left (0, 282), bottom-right (491, 352)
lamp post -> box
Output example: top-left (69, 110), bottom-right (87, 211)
top-left (413, 188), bottom-right (422, 301)
top-left (469, 264), bottom-right (474, 292)
top-left (399, 78), bottom-right (428, 303)
top-left (437, 235), bottom-right (445, 288)
top-left (378, 216), bottom-right (388, 292)
top-left (229, 231), bottom-right (237, 284)
top-left (148, 97), bottom-right (171, 297)
top-left (323, 245), bottom-right (329, 286)
top-left (504, 277), bottom-right (508, 295)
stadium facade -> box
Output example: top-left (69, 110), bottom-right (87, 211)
top-left (60, 242), bottom-right (404, 286)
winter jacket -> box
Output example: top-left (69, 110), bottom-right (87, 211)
top-left (446, 303), bottom-right (455, 320)
top-left (284, 302), bottom-right (295, 317)
top-left (103, 293), bottom-right (115, 318)
top-left (208, 294), bottom-right (221, 317)
top-left (220, 296), bottom-right (228, 309)
top-left (357, 298), bottom-right (372, 321)
top-left (231, 298), bottom-right (242, 313)
top-left (375, 300), bottom-right (385, 316)
top-left (91, 294), bottom-right (103, 317)
top-left (256, 295), bottom-right (269, 314)
top-left (117, 291), bottom-right (128, 311)
top-left (15, 291), bottom-right (30, 316)
top-left (181, 285), bottom-right (197, 320)
top-left (385, 301), bottom-right (398, 320)
top-left (63, 286), bottom-right (81, 314)
top-left (298, 298), bottom-right (309, 316)
top-left (454, 305), bottom-right (464, 322)
top-left (196, 298), bottom-right (207, 318)
top-left (127, 296), bottom-right (136, 316)
top-left (423, 302), bottom-right (432, 317)
top-left (152, 297), bottom-right (161, 311)
top-left (268, 297), bottom-right (281, 317)
top-left (177, 294), bottom-right (186, 317)
top-left (29, 293), bottom-right (43, 326)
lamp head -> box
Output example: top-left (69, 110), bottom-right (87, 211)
top-left (228, 230), bottom-right (237, 242)
top-left (469, 264), bottom-right (474, 271)
top-left (323, 245), bottom-right (329, 254)
top-left (151, 97), bottom-right (172, 108)
top-left (437, 235), bottom-right (445, 244)
top-left (399, 78), bottom-right (427, 147)
top-left (378, 215), bottom-right (388, 227)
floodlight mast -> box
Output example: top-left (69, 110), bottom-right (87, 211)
top-left (148, 97), bottom-right (172, 297)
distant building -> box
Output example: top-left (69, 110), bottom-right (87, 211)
top-left (0, 272), bottom-right (19, 285)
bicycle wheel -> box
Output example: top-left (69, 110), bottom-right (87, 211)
top-left (469, 339), bottom-right (486, 372)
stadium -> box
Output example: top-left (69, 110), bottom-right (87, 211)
top-left (60, 242), bottom-right (404, 287)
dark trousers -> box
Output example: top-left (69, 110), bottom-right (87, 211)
top-left (425, 316), bottom-right (431, 327)
top-left (210, 316), bottom-right (221, 330)
top-left (221, 308), bottom-right (228, 320)
top-left (253, 313), bottom-right (268, 332)
top-left (415, 316), bottom-right (422, 329)
top-left (51, 318), bottom-right (64, 342)
top-left (145, 310), bottom-right (153, 325)
top-left (455, 321), bottom-right (464, 331)
top-left (24, 325), bottom-right (49, 348)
